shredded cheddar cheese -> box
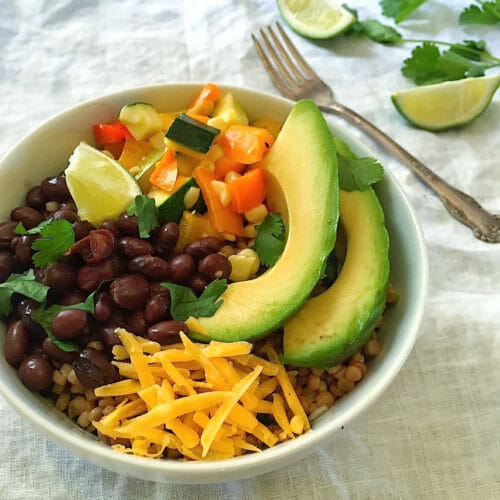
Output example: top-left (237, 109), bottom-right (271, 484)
top-left (92, 329), bottom-right (310, 461)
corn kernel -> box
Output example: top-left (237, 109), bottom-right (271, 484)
top-left (243, 224), bottom-right (257, 239)
top-left (183, 187), bottom-right (200, 209)
top-left (245, 204), bottom-right (268, 223)
top-left (149, 131), bottom-right (166, 150)
top-left (205, 144), bottom-right (224, 162)
top-left (238, 248), bottom-right (260, 274)
top-left (222, 232), bottom-right (236, 242)
top-left (210, 180), bottom-right (231, 207)
top-left (225, 171), bottom-right (241, 184)
top-left (197, 160), bottom-right (215, 173)
top-left (45, 201), bottom-right (59, 212)
top-left (129, 166), bottom-right (140, 176)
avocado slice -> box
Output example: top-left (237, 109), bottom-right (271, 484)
top-left (191, 100), bottom-right (339, 342)
top-left (282, 187), bottom-right (389, 368)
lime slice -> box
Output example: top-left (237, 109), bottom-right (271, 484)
top-left (277, 0), bottom-right (356, 39)
top-left (66, 142), bottom-right (142, 226)
top-left (392, 75), bottom-right (500, 131)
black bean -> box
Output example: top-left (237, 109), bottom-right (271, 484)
top-left (198, 253), bottom-right (232, 281)
top-left (0, 250), bottom-right (15, 282)
top-left (149, 283), bottom-right (170, 299)
top-left (147, 320), bottom-right (188, 344)
top-left (18, 354), bottom-right (54, 392)
top-left (184, 237), bottom-right (223, 259)
top-left (4, 320), bottom-right (29, 367)
top-left (99, 321), bottom-right (125, 349)
top-left (118, 213), bottom-right (139, 236)
top-left (53, 209), bottom-right (79, 223)
top-left (110, 253), bottom-right (128, 277)
top-left (100, 219), bottom-right (120, 237)
top-left (45, 262), bottom-right (77, 294)
top-left (67, 229), bottom-right (115, 264)
top-left (144, 294), bottom-right (170, 324)
top-left (157, 222), bottom-right (179, 253)
top-left (13, 235), bottom-right (33, 269)
top-left (128, 255), bottom-right (169, 281)
top-left (94, 292), bottom-right (113, 323)
top-left (186, 274), bottom-right (209, 296)
top-left (59, 202), bottom-right (77, 212)
top-left (126, 310), bottom-right (148, 337)
top-left (17, 298), bottom-right (44, 338)
top-left (109, 275), bottom-right (149, 310)
top-left (26, 186), bottom-right (45, 210)
top-left (77, 259), bottom-right (114, 292)
top-left (117, 237), bottom-right (154, 258)
top-left (59, 290), bottom-right (86, 305)
top-left (41, 176), bottom-right (71, 202)
top-left (0, 221), bottom-right (18, 250)
top-left (10, 206), bottom-right (43, 229)
top-left (41, 337), bottom-right (78, 363)
top-left (166, 254), bottom-right (195, 284)
top-left (51, 309), bottom-right (88, 340)
top-left (72, 221), bottom-right (93, 241)
top-left (72, 347), bottom-right (117, 388)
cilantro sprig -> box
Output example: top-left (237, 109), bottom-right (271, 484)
top-left (343, 4), bottom-right (500, 86)
top-left (33, 291), bottom-right (97, 352)
top-left (127, 194), bottom-right (160, 239)
top-left (0, 269), bottom-right (49, 316)
top-left (380, 0), bottom-right (428, 24)
top-left (161, 279), bottom-right (227, 322)
top-left (15, 219), bottom-right (75, 267)
top-left (254, 213), bottom-right (286, 268)
top-left (459, 1), bottom-right (500, 25)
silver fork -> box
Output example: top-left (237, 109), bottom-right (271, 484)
top-left (252, 23), bottom-right (500, 243)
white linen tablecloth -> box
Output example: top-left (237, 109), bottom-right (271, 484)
top-left (0, 1), bottom-right (499, 498)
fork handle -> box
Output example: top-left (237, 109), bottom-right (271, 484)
top-left (319, 102), bottom-right (499, 242)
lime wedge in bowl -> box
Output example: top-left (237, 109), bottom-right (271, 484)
top-left (277, 0), bottom-right (356, 39)
top-left (392, 75), bottom-right (500, 131)
top-left (66, 142), bottom-right (142, 226)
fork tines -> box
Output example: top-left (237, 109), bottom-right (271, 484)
top-left (252, 23), bottom-right (317, 97)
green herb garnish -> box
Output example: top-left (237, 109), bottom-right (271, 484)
top-left (0, 269), bottom-right (50, 316)
top-left (381, 0), bottom-right (428, 24)
top-left (459, 1), bottom-right (500, 25)
top-left (15, 219), bottom-right (75, 267)
top-left (337, 156), bottom-right (384, 192)
top-left (33, 291), bottom-right (97, 352)
top-left (127, 194), bottom-right (160, 238)
top-left (254, 213), bottom-right (286, 268)
top-left (161, 279), bottom-right (227, 322)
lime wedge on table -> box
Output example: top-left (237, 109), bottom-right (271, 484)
top-left (66, 142), bottom-right (142, 226)
top-left (277, 0), bottom-right (356, 39)
top-left (391, 75), bottom-right (500, 131)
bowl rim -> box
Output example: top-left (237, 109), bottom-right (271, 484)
top-left (0, 82), bottom-right (428, 482)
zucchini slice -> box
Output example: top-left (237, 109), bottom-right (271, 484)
top-left (119, 102), bottom-right (163, 141)
top-left (156, 177), bottom-right (207, 223)
top-left (165, 114), bottom-right (220, 153)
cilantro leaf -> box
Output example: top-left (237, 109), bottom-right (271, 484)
top-left (254, 213), bottom-right (286, 268)
top-left (0, 269), bottom-right (49, 316)
top-left (459, 2), bottom-right (500, 25)
top-left (14, 219), bottom-right (53, 235)
top-left (358, 20), bottom-right (402, 43)
top-left (30, 219), bottom-right (75, 267)
top-left (33, 291), bottom-right (97, 352)
top-left (381, 0), bottom-right (427, 23)
top-left (401, 41), bottom-right (492, 85)
top-left (337, 156), bottom-right (384, 192)
top-left (127, 194), bottom-right (160, 239)
top-left (161, 279), bottom-right (227, 322)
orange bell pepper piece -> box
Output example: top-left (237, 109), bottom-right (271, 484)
top-left (214, 157), bottom-right (245, 178)
top-left (185, 112), bottom-right (210, 124)
top-left (227, 167), bottom-right (267, 213)
top-left (220, 125), bottom-right (274, 164)
top-left (194, 167), bottom-right (244, 236)
top-left (119, 136), bottom-right (154, 170)
top-left (188, 84), bottom-right (221, 115)
top-left (150, 149), bottom-right (178, 192)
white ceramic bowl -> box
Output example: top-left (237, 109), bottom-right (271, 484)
top-left (0, 84), bottom-right (427, 483)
